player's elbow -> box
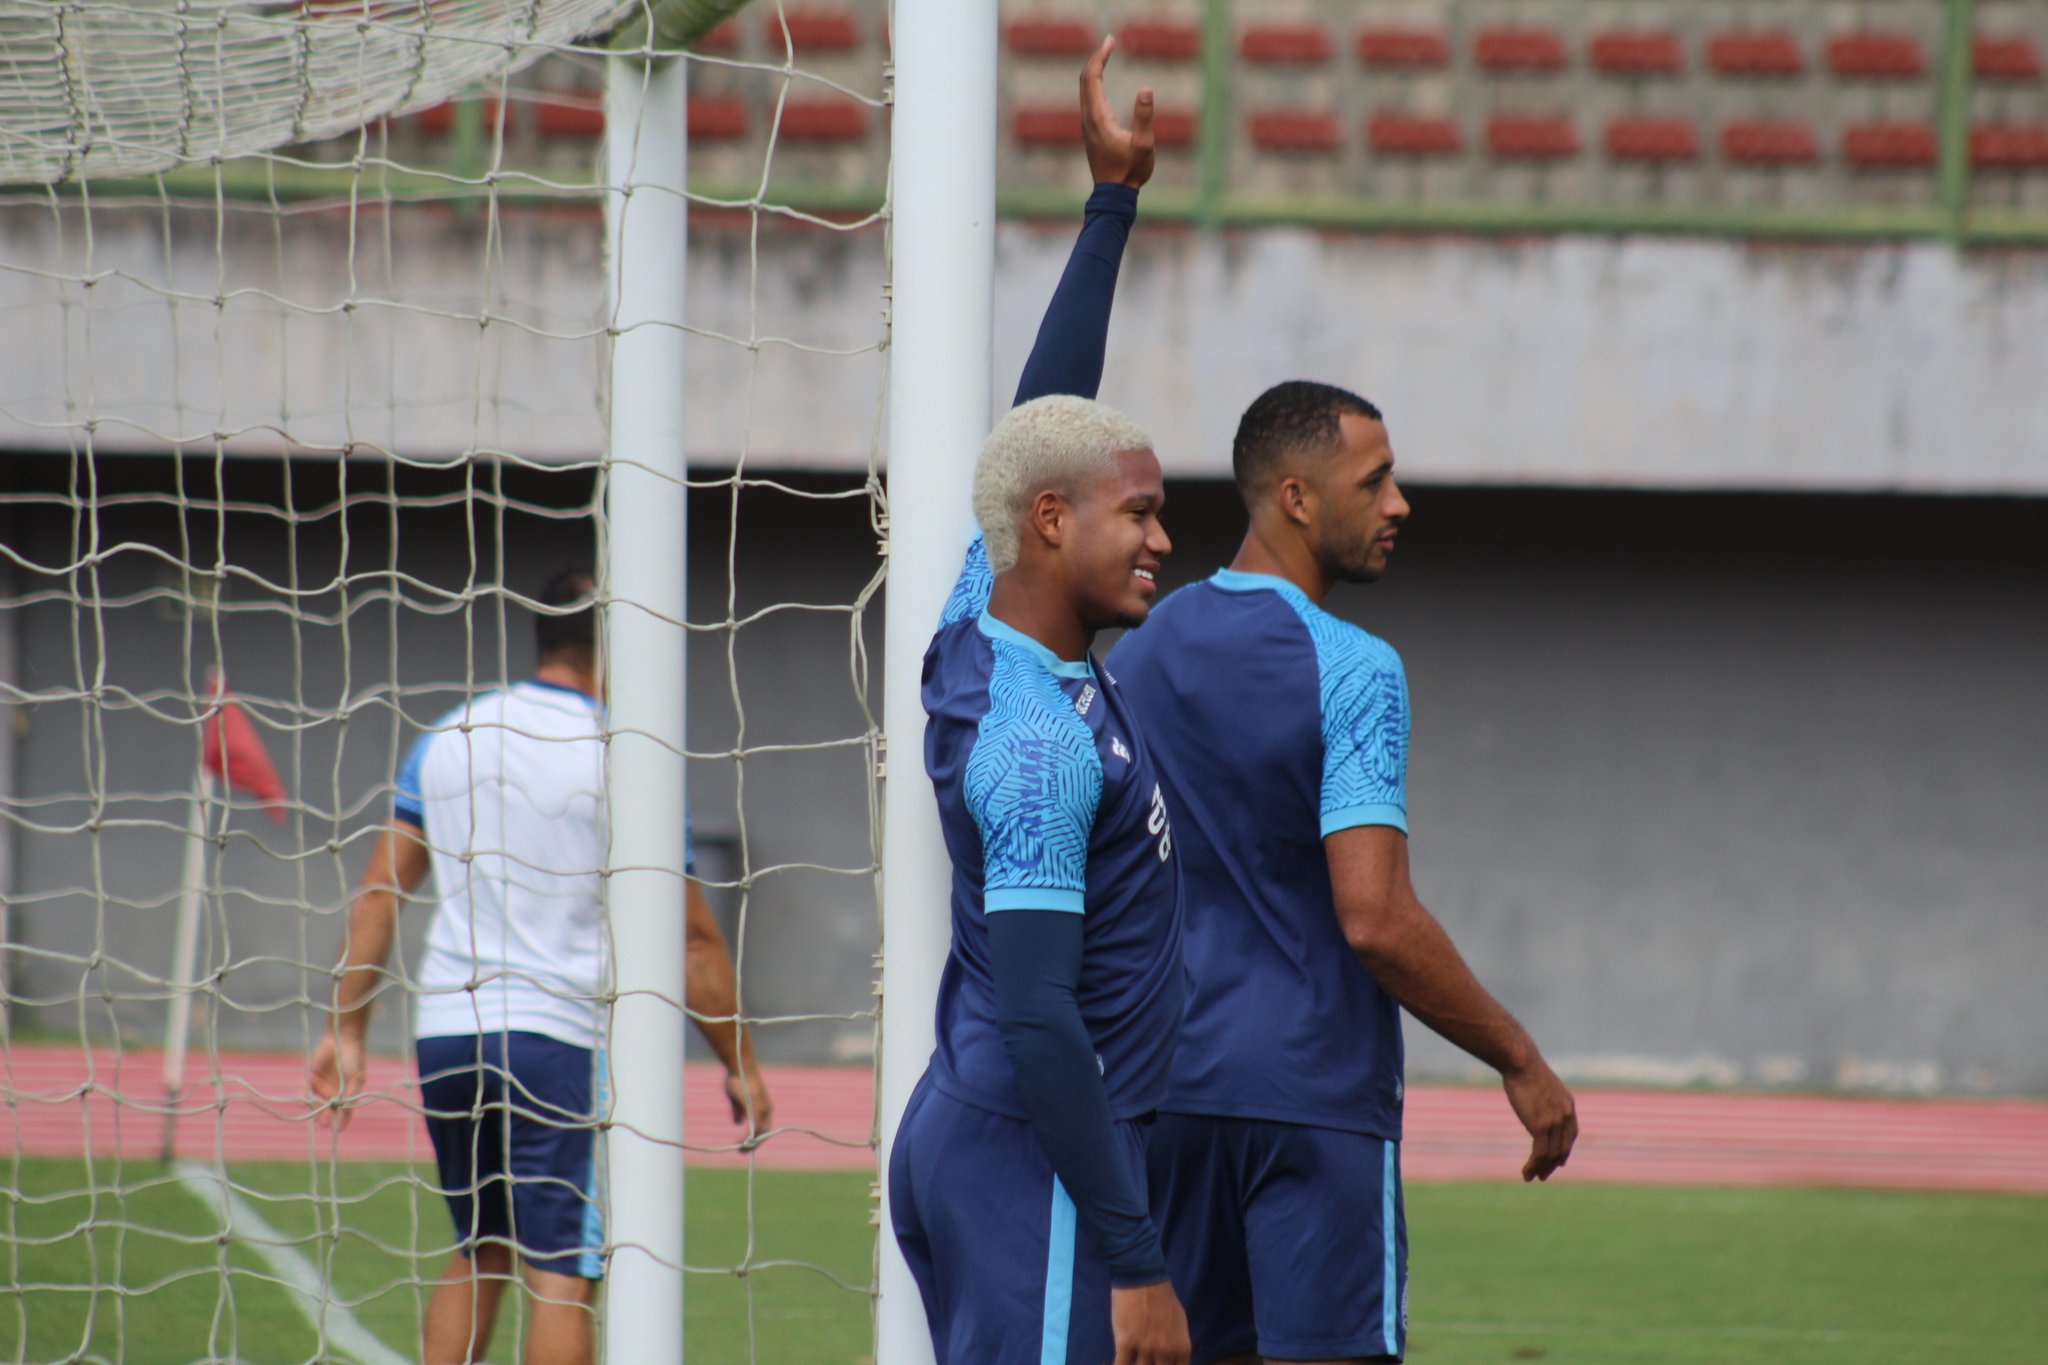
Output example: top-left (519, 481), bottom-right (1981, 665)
top-left (1334, 895), bottom-right (1404, 964)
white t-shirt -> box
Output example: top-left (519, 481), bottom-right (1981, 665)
top-left (394, 681), bottom-right (609, 1049)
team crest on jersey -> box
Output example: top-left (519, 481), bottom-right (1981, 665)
top-left (1109, 735), bottom-right (1130, 763)
top-left (1075, 683), bottom-right (1096, 716)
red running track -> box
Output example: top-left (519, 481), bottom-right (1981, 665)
top-left (5, 1045), bottom-right (2045, 1192)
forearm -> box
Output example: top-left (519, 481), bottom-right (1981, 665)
top-left (990, 911), bottom-right (1165, 1286)
top-left (1001, 1006), bottom-right (1165, 1285)
top-left (1351, 897), bottom-right (1538, 1077)
top-left (1012, 183), bottom-right (1139, 405)
top-left (686, 932), bottom-right (754, 1077)
top-left (330, 887), bottom-right (399, 1035)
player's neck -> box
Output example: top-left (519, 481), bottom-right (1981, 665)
top-left (985, 574), bottom-right (1094, 663)
top-left (534, 660), bottom-right (600, 700)
top-left (1229, 528), bottom-right (1333, 604)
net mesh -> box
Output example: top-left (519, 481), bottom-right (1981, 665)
top-left (0, 1), bottom-right (889, 1360)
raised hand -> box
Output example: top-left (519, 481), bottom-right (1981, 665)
top-left (1081, 36), bottom-right (1156, 189)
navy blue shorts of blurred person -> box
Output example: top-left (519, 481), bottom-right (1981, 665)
top-left (1147, 1112), bottom-right (1408, 1362)
top-left (890, 1074), bottom-right (1154, 1365)
top-left (416, 1031), bottom-right (603, 1279)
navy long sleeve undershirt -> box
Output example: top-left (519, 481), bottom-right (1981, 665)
top-left (990, 913), bottom-right (1166, 1286)
top-left (985, 181), bottom-right (1165, 1288)
top-left (1012, 183), bottom-right (1137, 407)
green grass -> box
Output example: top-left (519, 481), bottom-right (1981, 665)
top-left (4, 1159), bottom-right (872, 1365)
top-left (1403, 1183), bottom-right (2048, 1362)
top-left (4, 1160), bottom-right (2044, 1364)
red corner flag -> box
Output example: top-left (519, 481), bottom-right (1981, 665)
top-left (201, 670), bottom-right (287, 822)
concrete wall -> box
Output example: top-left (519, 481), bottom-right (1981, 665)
top-left (4, 457), bottom-right (2045, 1093)
top-left (3, 204), bottom-right (2045, 493)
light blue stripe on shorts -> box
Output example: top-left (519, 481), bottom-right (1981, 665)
top-left (1382, 1139), bottom-right (1399, 1356)
top-left (1041, 1176), bottom-right (1077, 1365)
top-left (577, 1047), bottom-right (608, 1280)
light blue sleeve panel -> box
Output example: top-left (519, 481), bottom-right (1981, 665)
top-left (391, 729), bottom-right (434, 827)
top-left (939, 534), bottom-right (994, 627)
top-left (964, 646), bottom-right (1103, 913)
top-left (1305, 608), bottom-right (1411, 837)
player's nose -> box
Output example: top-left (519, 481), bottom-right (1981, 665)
top-left (1386, 478), bottom-right (1411, 521)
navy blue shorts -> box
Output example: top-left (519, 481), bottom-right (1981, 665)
top-left (416, 1031), bottom-right (604, 1279)
top-left (889, 1074), bottom-right (1151, 1365)
top-left (1147, 1112), bottom-right (1407, 1362)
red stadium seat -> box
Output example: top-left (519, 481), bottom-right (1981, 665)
top-left (689, 96), bottom-right (750, 142)
top-left (1005, 18), bottom-right (1096, 57)
top-left (1590, 30), bottom-right (1685, 76)
top-left (411, 102), bottom-right (456, 136)
top-left (1722, 119), bottom-right (1820, 164)
top-left (1241, 25), bottom-right (1333, 66)
top-left (1605, 116), bottom-right (1699, 163)
top-left (1357, 28), bottom-right (1451, 70)
top-left (1248, 110), bottom-right (1344, 154)
top-left (1707, 31), bottom-right (1806, 78)
top-left (1119, 19), bottom-right (1201, 61)
top-left (1826, 32), bottom-right (1925, 80)
top-left (1971, 123), bottom-right (2048, 169)
top-left (1367, 111), bottom-right (1463, 157)
top-left (765, 9), bottom-right (862, 53)
top-left (1473, 28), bottom-right (1570, 73)
top-left (694, 20), bottom-right (740, 54)
top-left (778, 99), bottom-right (868, 142)
top-left (1150, 109), bottom-right (1199, 150)
top-left (1012, 107), bottom-right (1081, 147)
top-left (407, 100), bottom-right (505, 137)
top-left (1486, 115), bottom-right (1579, 160)
top-left (1974, 34), bottom-right (2044, 82)
top-left (1841, 121), bottom-right (1939, 167)
top-left (534, 97), bottom-right (605, 139)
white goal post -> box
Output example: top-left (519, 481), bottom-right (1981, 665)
top-left (876, 2), bottom-right (998, 1362)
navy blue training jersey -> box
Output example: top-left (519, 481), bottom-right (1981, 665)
top-left (1107, 569), bottom-right (1411, 1139)
top-left (922, 536), bottom-right (1184, 1122)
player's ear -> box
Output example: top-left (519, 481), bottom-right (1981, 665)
top-left (1276, 474), bottom-right (1314, 529)
top-left (1025, 487), bottom-right (1069, 552)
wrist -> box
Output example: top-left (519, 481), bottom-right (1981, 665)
top-left (1087, 181), bottom-right (1140, 212)
top-left (1498, 1034), bottom-right (1541, 1080)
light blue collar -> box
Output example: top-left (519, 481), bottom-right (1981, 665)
top-left (1211, 568), bottom-right (1305, 600)
top-left (977, 611), bottom-right (1096, 679)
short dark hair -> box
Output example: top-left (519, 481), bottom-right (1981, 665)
top-left (1232, 380), bottom-right (1384, 503)
top-left (535, 565), bottom-right (597, 665)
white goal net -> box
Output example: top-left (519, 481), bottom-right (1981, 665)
top-left (0, 1), bottom-right (893, 1360)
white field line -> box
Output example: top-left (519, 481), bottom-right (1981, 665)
top-left (174, 1162), bottom-right (411, 1365)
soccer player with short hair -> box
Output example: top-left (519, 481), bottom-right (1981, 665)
top-left (1106, 382), bottom-right (1580, 1364)
top-left (307, 565), bottom-right (770, 1365)
top-left (887, 38), bottom-right (1192, 1365)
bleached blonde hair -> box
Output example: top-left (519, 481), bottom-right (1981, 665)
top-left (973, 394), bottom-right (1154, 573)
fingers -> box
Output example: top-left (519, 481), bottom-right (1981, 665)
top-left (1520, 1110), bottom-right (1578, 1182)
top-left (1082, 34), bottom-right (1115, 88)
top-left (1129, 86), bottom-right (1155, 148)
top-left (1081, 36), bottom-right (1118, 128)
